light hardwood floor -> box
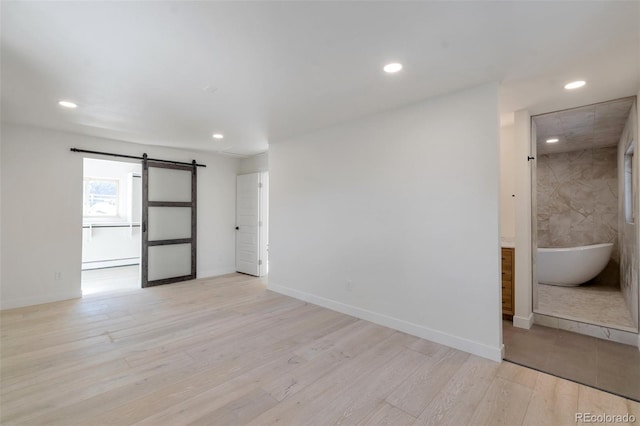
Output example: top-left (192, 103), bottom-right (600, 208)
top-left (1, 273), bottom-right (638, 425)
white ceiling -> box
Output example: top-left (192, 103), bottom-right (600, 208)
top-left (1, 2), bottom-right (639, 156)
top-left (534, 97), bottom-right (635, 155)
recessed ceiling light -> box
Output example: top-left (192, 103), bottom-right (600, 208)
top-left (212, 133), bottom-right (224, 139)
top-left (58, 100), bottom-right (77, 108)
top-left (383, 63), bottom-right (403, 73)
top-left (546, 138), bottom-right (559, 143)
top-left (564, 80), bottom-right (586, 90)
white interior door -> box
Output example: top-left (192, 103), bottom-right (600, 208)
top-left (142, 159), bottom-right (197, 287)
top-left (236, 173), bottom-right (261, 276)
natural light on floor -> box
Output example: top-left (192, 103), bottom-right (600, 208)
top-left (81, 265), bottom-right (141, 295)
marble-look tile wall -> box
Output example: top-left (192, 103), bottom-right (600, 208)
top-left (617, 101), bottom-right (638, 329)
top-left (537, 146), bottom-right (619, 286)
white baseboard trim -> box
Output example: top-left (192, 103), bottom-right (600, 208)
top-left (1, 289), bottom-right (82, 310)
top-left (197, 267), bottom-right (237, 279)
top-left (513, 313), bottom-right (533, 329)
top-left (268, 281), bottom-right (502, 362)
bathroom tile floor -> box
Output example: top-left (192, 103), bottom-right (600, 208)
top-left (503, 320), bottom-right (640, 402)
top-left (537, 282), bottom-right (636, 330)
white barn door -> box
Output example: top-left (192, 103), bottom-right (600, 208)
top-left (236, 173), bottom-right (267, 276)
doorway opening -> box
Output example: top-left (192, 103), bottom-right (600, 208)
top-left (530, 97), bottom-right (638, 333)
top-left (503, 96), bottom-right (640, 402)
top-left (81, 158), bottom-right (142, 295)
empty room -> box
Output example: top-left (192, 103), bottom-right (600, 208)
top-left (1, 1), bottom-right (639, 425)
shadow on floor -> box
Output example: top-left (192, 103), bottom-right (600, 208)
top-left (503, 320), bottom-right (640, 402)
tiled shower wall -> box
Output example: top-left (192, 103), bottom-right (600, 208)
top-left (537, 147), bottom-right (619, 285)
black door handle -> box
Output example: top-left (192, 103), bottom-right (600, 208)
top-left (235, 226), bottom-right (239, 230)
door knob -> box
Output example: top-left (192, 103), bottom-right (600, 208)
top-left (235, 226), bottom-right (239, 230)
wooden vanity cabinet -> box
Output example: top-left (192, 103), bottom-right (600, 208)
top-left (501, 247), bottom-right (514, 318)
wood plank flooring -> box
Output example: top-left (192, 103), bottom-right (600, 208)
top-left (1, 273), bottom-right (639, 425)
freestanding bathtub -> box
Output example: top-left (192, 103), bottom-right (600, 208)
top-left (537, 243), bottom-right (613, 287)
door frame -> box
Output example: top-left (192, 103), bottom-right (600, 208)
top-left (259, 172), bottom-right (269, 276)
top-left (235, 172), bottom-right (268, 277)
top-left (513, 110), bottom-right (534, 329)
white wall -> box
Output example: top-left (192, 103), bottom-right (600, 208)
top-left (238, 152), bottom-right (268, 174)
top-left (82, 226), bottom-right (141, 269)
top-left (269, 83), bottom-right (502, 361)
top-left (500, 125), bottom-right (516, 242)
top-left (0, 124), bottom-right (239, 309)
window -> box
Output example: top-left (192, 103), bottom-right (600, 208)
top-left (83, 178), bottom-right (119, 217)
top-left (625, 145), bottom-right (635, 224)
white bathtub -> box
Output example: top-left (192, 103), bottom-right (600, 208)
top-left (537, 243), bottom-right (613, 287)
